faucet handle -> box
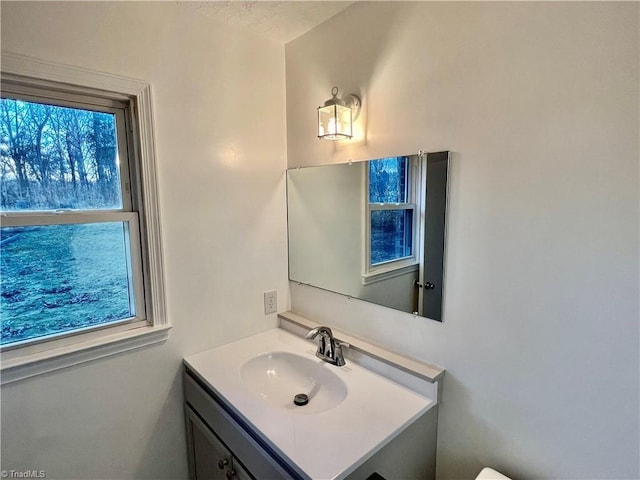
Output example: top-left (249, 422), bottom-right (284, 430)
top-left (333, 340), bottom-right (348, 367)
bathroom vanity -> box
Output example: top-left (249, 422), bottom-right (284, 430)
top-left (183, 312), bottom-right (444, 480)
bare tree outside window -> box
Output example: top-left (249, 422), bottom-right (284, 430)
top-left (0, 99), bottom-right (122, 211)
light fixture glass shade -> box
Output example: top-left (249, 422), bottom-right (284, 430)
top-left (318, 103), bottom-right (353, 140)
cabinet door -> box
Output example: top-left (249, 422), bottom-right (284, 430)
top-left (186, 407), bottom-right (233, 480)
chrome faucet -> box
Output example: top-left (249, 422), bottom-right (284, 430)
top-left (305, 326), bottom-right (346, 367)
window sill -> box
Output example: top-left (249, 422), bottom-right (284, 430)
top-left (361, 262), bottom-right (419, 286)
top-left (0, 324), bottom-right (171, 385)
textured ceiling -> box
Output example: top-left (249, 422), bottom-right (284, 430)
top-left (178, 1), bottom-right (354, 43)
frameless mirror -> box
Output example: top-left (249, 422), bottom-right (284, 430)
top-left (287, 151), bottom-right (449, 321)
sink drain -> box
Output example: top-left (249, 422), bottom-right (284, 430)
top-left (293, 393), bottom-right (309, 406)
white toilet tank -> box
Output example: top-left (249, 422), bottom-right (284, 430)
top-left (475, 467), bottom-right (512, 479)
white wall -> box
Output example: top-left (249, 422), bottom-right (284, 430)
top-left (1, 2), bottom-right (289, 479)
top-left (286, 2), bottom-right (639, 479)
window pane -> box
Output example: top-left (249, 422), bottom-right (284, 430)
top-left (369, 157), bottom-right (408, 203)
top-left (1, 222), bottom-right (134, 345)
top-left (370, 209), bottom-right (413, 265)
top-left (0, 98), bottom-right (123, 212)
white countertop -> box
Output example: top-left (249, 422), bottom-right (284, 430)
top-left (184, 328), bottom-right (435, 480)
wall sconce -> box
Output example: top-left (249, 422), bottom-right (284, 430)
top-left (317, 86), bottom-right (361, 140)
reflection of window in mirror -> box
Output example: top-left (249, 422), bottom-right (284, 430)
top-left (362, 156), bottom-right (421, 285)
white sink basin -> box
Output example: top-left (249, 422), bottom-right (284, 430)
top-left (240, 351), bottom-right (347, 414)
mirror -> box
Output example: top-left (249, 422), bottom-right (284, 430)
top-left (287, 151), bottom-right (449, 321)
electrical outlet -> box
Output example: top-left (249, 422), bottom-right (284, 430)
top-left (263, 290), bottom-right (277, 315)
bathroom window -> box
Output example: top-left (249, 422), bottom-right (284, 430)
top-left (363, 156), bottom-right (419, 284)
top-left (0, 96), bottom-right (143, 347)
top-left (0, 54), bottom-right (167, 382)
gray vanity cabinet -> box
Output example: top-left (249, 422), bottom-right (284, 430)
top-left (185, 406), bottom-right (251, 480)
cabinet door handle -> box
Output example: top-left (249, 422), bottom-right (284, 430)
top-left (226, 469), bottom-right (236, 479)
top-left (218, 458), bottom-right (229, 470)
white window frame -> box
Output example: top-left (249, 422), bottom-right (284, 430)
top-left (0, 52), bottom-right (169, 384)
top-left (362, 156), bottom-right (420, 285)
